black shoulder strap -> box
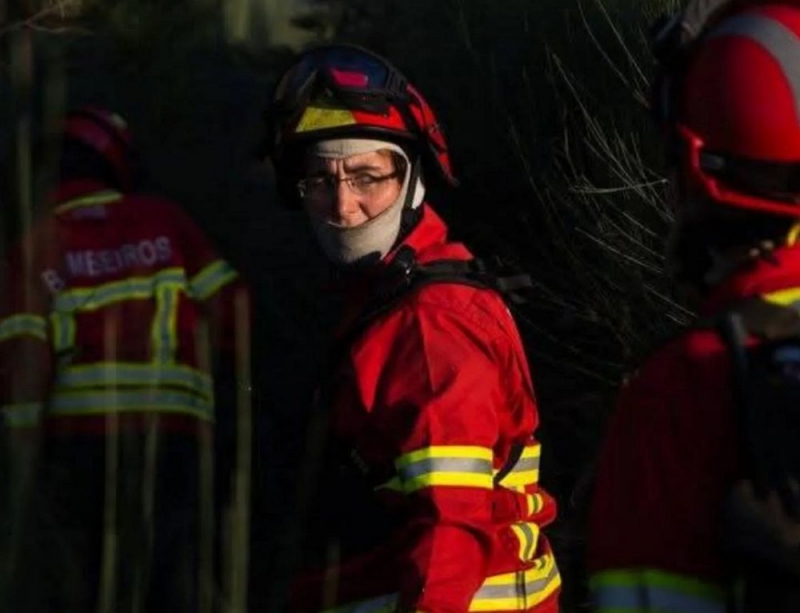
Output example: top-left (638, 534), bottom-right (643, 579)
top-left (715, 296), bottom-right (800, 516)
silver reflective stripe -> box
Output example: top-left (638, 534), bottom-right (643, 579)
top-left (0, 314), bottom-right (47, 342)
top-left (507, 456), bottom-right (539, 474)
top-left (593, 584), bottom-right (725, 613)
top-left (56, 363), bottom-right (212, 398)
top-left (51, 389), bottom-right (212, 420)
top-left (190, 261), bottom-right (237, 300)
top-left (54, 269), bottom-right (187, 312)
top-left (323, 593), bottom-right (398, 613)
top-left (472, 562), bottom-right (559, 602)
top-left (710, 14), bottom-right (800, 118)
top-left (400, 457), bottom-right (493, 480)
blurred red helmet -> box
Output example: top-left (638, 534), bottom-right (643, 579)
top-left (264, 45), bottom-right (457, 205)
top-left (654, 1), bottom-right (800, 217)
top-left (63, 106), bottom-right (134, 190)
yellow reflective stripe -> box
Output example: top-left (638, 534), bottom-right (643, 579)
top-left (395, 446), bottom-right (494, 493)
top-left (50, 389), bottom-right (213, 421)
top-left (763, 286), bottom-right (800, 307)
top-left (320, 554), bottom-right (560, 613)
top-left (496, 443), bottom-right (541, 488)
top-left (469, 553), bottom-right (560, 611)
top-left (526, 493), bottom-right (544, 516)
top-left (56, 362), bottom-right (212, 399)
top-left (591, 569), bottom-right (725, 613)
top-left (510, 521), bottom-right (540, 562)
top-left (151, 285), bottom-right (179, 363)
top-left (54, 268), bottom-right (187, 313)
top-left (189, 260), bottom-right (238, 300)
top-left (2, 402), bottom-right (44, 428)
top-left (54, 190), bottom-right (122, 213)
top-left (50, 311), bottom-right (76, 354)
top-left (0, 314), bottom-right (47, 342)
top-left (295, 106), bottom-right (357, 133)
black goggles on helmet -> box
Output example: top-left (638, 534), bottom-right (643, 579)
top-left (272, 45), bottom-right (410, 116)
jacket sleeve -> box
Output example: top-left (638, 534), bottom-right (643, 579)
top-left (0, 232), bottom-right (54, 430)
top-left (345, 301), bottom-right (507, 613)
top-left (587, 335), bottom-right (738, 613)
top-left (164, 199), bottom-right (249, 355)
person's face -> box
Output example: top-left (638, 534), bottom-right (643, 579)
top-left (302, 150), bottom-right (404, 228)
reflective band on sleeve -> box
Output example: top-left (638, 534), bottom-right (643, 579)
top-left (0, 314), bottom-right (48, 342)
top-left (2, 402), bottom-right (44, 428)
top-left (189, 260), bottom-right (238, 300)
top-left (510, 521), bottom-right (540, 562)
top-left (395, 446), bottom-right (494, 492)
top-left (151, 285), bottom-right (179, 364)
top-left (54, 268), bottom-right (187, 313)
top-left (50, 311), bottom-right (76, 354)
top-left (590, 569), bottom-right (726, 613)
top-left (56, 362), bottom-right (212, 399)
top-left (54, 190), bottom-right (122, 214)
top-left (50, 389), bottom-right (213, 421)
top-left (496, 443), bottom-right (541, 488)
top-left (469, 553), bottom-right (561, 612)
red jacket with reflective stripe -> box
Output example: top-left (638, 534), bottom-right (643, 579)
top-left (588, 246), bottom-right (800, 611)
top-left (293, 206), bottom-right (560, 613)
top-left (0, 180), bottom-right (244, 434)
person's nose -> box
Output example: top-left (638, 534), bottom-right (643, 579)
top-left (332, 180), bottom-right (360, 226)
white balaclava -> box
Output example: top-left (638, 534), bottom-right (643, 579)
top-left (306, 138), bottom-right (425, 266)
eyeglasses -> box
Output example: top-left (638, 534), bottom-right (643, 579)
top-left (297, 170), bottom-right (402, 199)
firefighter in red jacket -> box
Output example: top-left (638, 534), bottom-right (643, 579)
top-left (264, 45), bottom-right (561, 613)
top-left (0, 107), bottom-right (245, 610)
top-left (589, 1), bottom-right (800, 611)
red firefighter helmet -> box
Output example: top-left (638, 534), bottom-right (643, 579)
top-left (63, 106), bottom-right (134, 190)
top-left (264, 44), bottom-right (457, 205)
top-left (654, 1), bottom-right (800, 217)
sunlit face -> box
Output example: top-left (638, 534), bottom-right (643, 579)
top-left (302, 150), bottom-right (404, 228)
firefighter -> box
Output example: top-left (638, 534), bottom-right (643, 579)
top-left (0, 106), bottom-right (246, 611)
top-left (588, 1), bottom-right (800, 611)
top-left (264, 45), bottom-right (561, 613)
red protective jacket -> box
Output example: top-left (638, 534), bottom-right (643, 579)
top-left (588, 245), bottom-right (800, 612)
top-left (0, 179), bottom-right (245, 435)
top-left (293, 206), bottom-right (561, 613)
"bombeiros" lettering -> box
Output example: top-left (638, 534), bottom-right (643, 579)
top-left (65, 236), bottom-right (173, 278)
